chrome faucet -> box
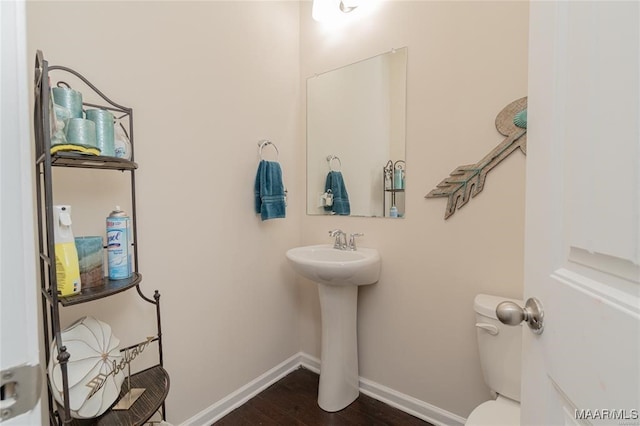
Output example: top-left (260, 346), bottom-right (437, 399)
top-left (328, 229), bottom-right (347, 250)
top-left (348, 233), bottom-right (364, 251)
top-left (329, 230), bottom-right (364, 250)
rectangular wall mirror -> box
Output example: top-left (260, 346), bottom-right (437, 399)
top-left (306, 47), bottom-right (408, 218)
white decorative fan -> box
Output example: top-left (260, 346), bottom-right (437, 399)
top-left (48, 316), bottom-right (125, 419)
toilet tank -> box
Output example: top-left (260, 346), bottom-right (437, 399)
top-left (474, 294), bottom-right (523, 402)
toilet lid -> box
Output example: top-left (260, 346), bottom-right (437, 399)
top-left (465, 398), bottom-right (520, 426)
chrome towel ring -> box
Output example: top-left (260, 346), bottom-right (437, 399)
top-left (326, 155), bottom-right (342, 171)
top-left (258, 139), bottom-right (279, 161)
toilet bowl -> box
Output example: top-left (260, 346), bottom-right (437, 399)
top-left (466, 395), bottom-right (520, 426)
top-left (465, 294), bottom-right (523, 426)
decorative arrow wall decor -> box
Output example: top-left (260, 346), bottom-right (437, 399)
top-left (425, 97), bottom-right (527, 219)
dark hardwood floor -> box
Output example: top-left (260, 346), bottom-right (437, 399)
top-left (213, 367), bottom-right (433, 425)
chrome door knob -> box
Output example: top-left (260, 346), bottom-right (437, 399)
top-left (496, 298), bottom-right (544, 334)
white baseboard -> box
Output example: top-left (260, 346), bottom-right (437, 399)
top-left (180, 353), bottom-right (303, 425)
top-left (358, 375), bottom-right (466, 426)
top-left (298, 351), bottom-right (321, 373)
top-left (181, 352), bottom-right (466, 426)
top-left (298, 353), bottom-right (465, 426)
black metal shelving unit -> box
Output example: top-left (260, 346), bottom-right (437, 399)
top-left (33, 50), bottom-right (169, 426)
top-left (383, 160), bottom-right (406, 217)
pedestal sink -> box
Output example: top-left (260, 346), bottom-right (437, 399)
top-left (286, 244), bottom-right (381, 412)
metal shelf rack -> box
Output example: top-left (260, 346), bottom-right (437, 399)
top-left (33, 50), bottom-right (168, 425)
top-left (383, 160), bottom-right (406, 217)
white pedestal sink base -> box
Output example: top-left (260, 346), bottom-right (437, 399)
top-left (285, 244), bottom-right (381, 412)
top-left (317, 283), bottom-right (360, 412)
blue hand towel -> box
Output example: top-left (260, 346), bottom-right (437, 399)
top-left (254, 160), bottom-right (286, 220)
top-left (324, 171), bottom-right (350, 215)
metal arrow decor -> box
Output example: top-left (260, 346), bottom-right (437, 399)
top-left (425, 97), bottom-right (527, 219)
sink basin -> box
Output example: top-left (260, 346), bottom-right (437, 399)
top-left (286, 244), bottom-right (381, 286)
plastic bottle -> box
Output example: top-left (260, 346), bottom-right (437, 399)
top-left (53, 205), bottom-right (81, 296)
top-left (390, 205), bottom-right (398, 218)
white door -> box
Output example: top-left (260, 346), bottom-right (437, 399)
top-left (0, 0), bottom-right (44, 424)
top-left (522, 1), bottom-right (639, 425)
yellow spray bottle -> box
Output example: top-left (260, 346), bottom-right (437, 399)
top-left (53, 205), bottom-right (81, 296)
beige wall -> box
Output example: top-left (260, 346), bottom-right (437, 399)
top-left (27, 0), bottom-right (528, 423)
top-left (298, 0), bottom-right (528, 417)
top-left (27, 2), bottom-right (303, 423)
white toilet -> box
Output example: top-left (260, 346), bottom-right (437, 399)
top-left (466, 294), bottom-right (523, 426)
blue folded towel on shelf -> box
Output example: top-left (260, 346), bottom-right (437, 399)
top-left (254, 160), bottom-right (286, 220)
top-left (324, 171), bottom-right (350, 215)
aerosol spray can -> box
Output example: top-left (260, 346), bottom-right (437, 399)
top-left (107, 206), bottom-right (132, 280)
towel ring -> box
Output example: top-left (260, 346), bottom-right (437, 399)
top-left (326, 155), bottom-right (342, 171)
top-left (258, 139), bottom-right (279, 161)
